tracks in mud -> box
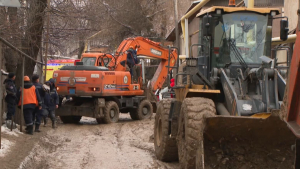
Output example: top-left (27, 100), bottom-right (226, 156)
top-left (19, 114), bottom-right (179, 169)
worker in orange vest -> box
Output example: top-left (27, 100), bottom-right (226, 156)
top-left (16, 76), bottom-right (42, 135)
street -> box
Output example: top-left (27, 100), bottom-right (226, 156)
top-left (1, 114), bottom-right (179, 169)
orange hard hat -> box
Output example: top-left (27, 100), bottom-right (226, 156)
top-left (129, 46), bottom-right (134, 49)
top-left (24, 76), bottom-right (30, 81)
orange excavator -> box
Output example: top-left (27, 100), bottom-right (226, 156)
top-left (53, 37), bottom-right (178, 124)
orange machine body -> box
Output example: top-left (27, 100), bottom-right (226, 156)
top-left (53, 37), bottom-right (178, 123)
top-left (80, 53), bottom-right (116, 70)
top-left (112, 37), bottom-right (178, 91)
top-left (54, 69), bottom-right (144, 97)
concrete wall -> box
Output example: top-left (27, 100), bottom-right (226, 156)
top-left (284, 0), bottom-right (299, 30)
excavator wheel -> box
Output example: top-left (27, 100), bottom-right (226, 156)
top-left (96, 117), bottom-right (104, 124)
top-left (103, 101), bottom-right (120, 124)
top-left (154, 98), bottom-right (178, 162)
top-left (177, 97), bottom-right (216, 169)
top-left (130, 99), bottom-right (153, 120)
top-left (60, 116), bottom-right (82, 124)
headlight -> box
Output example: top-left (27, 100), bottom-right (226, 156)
top-left (186, 58), bottom-right (198, 67)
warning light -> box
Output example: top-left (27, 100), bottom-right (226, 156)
top-left (47, 64), bottom-right (61, 66)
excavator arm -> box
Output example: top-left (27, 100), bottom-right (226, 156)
top-left (112, 37), bottom-right (178, 91)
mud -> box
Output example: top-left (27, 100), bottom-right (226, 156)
top-left (18, 114), bottom-right (179, 169)
top-left (203, 116), bottom-right (296, 169)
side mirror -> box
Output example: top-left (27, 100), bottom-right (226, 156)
top-left (280, 20), bottom-right (289, 41)
top-left (202, 15), bottom-right (213, 36)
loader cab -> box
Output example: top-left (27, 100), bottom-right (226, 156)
top-left (195, 7), bottom-right (283, 81)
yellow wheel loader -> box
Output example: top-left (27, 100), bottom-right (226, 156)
top-left (154, 1), bottom-right (296, 168)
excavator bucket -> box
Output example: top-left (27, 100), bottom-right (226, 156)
top-left (199, 114), bottom-right (296, 168)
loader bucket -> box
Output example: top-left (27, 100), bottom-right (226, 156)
top-left (200, 115), bottom-right (296, 169)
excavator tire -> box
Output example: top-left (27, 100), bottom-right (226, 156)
top-left (130, 100), bottom-right (153, 120)
top-left (154, 99), bottom-right (178, 162)
top-left (96, 117), bottom-right (104, 124)
top-left (177, 97), bottom-right (216, 169)
top-left (60, 116), bottom-right (82, 124)
top-left (103, 101), bottom-right (119, 124)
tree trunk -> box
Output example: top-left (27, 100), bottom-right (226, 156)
top-left (15, 0), bottom-right (47, 87)
top-left (14, 0), bottom-right (47, 125)
top-left (3, 7), bottom-right (20, 73)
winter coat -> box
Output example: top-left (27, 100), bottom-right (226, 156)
top-left (16, 82), bottom-right (42, 109)
top-left (127, 49), bottom-right (138, 67)
top-left (44, 88), bottom-right (59, 111)
top-left (33, 82), bottom-right (46, 100)
top-left (4, 78), bottom-right (17, 104)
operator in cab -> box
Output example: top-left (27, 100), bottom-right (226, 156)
top-left (126, 46), bottom-right (140, 83)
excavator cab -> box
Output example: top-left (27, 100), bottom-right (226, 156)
top-left (79, 53), bottom-right (116, 70)
top-left (154, 6), bottom-right (296, 169)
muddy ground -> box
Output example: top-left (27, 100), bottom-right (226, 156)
top-left (0, 114), bottom-right (179, 169)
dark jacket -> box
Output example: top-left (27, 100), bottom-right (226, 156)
top-left (127, 49), bottom-right (138, 67)
top-left (44, 88), bottom-right (59, 111)
top-left (16, 82), bottom-right (42, 109)
top-left (33, 82), bottom-right (46, 101)
top-left (49, 78), bottom-right (56, 89)
top-left (4, 78), bottom-right (17, 104)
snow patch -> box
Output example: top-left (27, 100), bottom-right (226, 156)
top-left (1, 124), bottom-right (23, 137)
top-left (80, 117), bottom-right (97, 125)
top-left (0, 138), bottom-right (14, 157)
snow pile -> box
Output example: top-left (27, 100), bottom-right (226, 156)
top-left (1, 124), bottom-right (23, 137)
top-left (0, 138), bottom-right (14, 157)
top-left (80, 117), bottom-right (97, 125)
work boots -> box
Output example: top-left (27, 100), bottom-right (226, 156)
top-left (26, 125), bottom-right (33, 135)
top-left (52, 121), bottom-right (56, 129)
top-left (35, 124), bottom-right (41, 132)
top-left (44, 118), bottom-right (47, 127)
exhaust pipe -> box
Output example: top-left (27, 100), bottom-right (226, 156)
top-left (228, 0), bottom-right (236, 7)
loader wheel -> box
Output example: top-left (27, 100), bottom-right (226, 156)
top-left (103, 101), bottom-right (119, 124)
top-left (130, 100), bottom-right (153, 120)
top-left (154, 99), bottom-right (178, 162)
top-left (177, 98), bottom-right (216, 169)
top-left (60, 116), bottom-right (82, 124)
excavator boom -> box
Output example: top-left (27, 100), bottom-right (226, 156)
top-left (113, 37), bottom-right (178, 91)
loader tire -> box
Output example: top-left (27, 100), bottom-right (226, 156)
top-left (60, 116), bottom-right (82, 124)
top-left (130, 100), bottom-right (153, 120)
top-left (103, 101), bottom-right (119, 124)
top-left (154, 99), bottom-right (178, 162)
top-left (177, 98), bottom-right (216, 169)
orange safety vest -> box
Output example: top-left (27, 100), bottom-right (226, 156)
top-left (18, 86), bottom-right (38, 106)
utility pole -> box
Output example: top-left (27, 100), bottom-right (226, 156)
top-left (174, 0), bottom-right (179, 50)
top-left (44, 0), bottom-right (50, 82)
top-left (173, 0), bottom-right (180, 85)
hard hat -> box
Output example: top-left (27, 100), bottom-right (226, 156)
top-left (129, 46), bottom-right (134, 49)
top-left (24, 76), bottom-right (30, 81)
